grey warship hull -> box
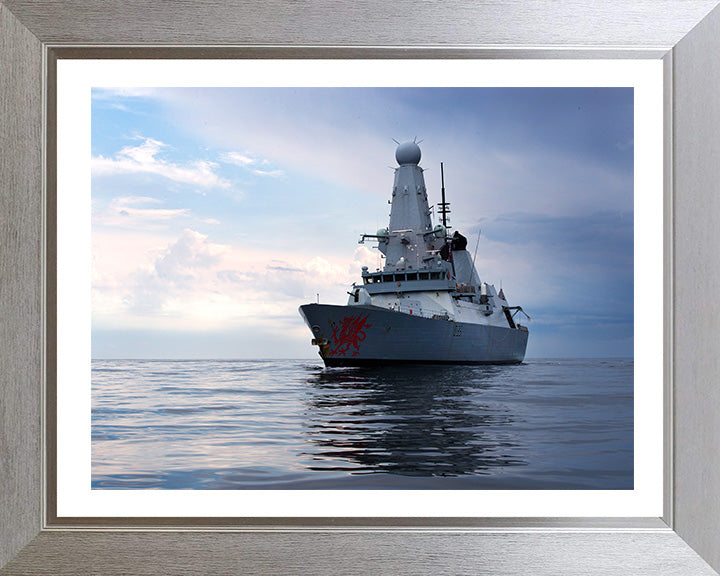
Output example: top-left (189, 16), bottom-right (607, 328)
top-left (300, 303), bottom-right (528, 367)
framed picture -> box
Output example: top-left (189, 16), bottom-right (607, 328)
top-left (56, 59), bottom-right (659, 520)
top-left (2, 1), bottom-right (720, 574)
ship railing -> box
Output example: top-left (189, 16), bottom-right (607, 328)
top-left (389, 302), bottom-right (454, 321)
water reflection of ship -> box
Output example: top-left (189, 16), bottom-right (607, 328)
top-left (302, 366), bottom-right (526, 477)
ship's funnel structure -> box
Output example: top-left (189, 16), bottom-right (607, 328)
top-left (381, 141), bottom-right (440, 271)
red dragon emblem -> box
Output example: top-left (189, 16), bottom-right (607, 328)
top-left (328, 314), bottom-right (372, 357)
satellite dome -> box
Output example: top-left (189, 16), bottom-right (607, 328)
top-left (395, 141), bottom-right (422, 166)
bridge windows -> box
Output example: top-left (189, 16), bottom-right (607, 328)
top-left (363, 270), bottom-right (445, 284)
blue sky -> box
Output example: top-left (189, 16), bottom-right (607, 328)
top-left (90, 87), bottom-right (633, 359)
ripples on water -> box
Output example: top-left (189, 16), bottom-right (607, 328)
top-left (92, 359), bottom-right (633, 489)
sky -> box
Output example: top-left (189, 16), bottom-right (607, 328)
top-left (90, 87), bottom-right (634, 359)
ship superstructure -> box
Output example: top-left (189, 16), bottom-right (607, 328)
top-left (299, 141), bottom-right (529, 366)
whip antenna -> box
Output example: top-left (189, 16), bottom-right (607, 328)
top-left (438, 162), bottom-right (451, 229)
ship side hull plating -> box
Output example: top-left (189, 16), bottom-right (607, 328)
top-left (299, 303), bottom-right (528, 367)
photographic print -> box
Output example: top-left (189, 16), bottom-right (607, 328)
top-left (89, 83), bottom-right (635, 491)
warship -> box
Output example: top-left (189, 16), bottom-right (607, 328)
top-left (299, 141), bottom-right (529, 366)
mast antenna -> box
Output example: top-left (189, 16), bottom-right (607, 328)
top-left (438, 162), bottom-right (451, 228)
top-left (469, 230), bottom-right (481, 284)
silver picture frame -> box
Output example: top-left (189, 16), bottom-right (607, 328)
top-left (2, 1), bottom-right (720, 574)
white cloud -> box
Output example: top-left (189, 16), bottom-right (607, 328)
top-left (220, 151), bottom-right (285, 177)
top-left (350, 245), bottom-right (381, 274)
top-left (92, 87), bottom-right (158, 100)
top-left (117, 207), bottom-right (190, 220)
top-left (92, 137), bottom-right (230, 189)
top-left (255, 255), bottom-right (352, 300)
top-left (252, 169), bottom-right (285, 177)
top-left (93, 195), bottom-right (193, 229)
top-left (155, 229), bottom-right (228, 280)
top-left (121, 229), bottom-right (230, 313)
top-left (220, 151), bottom-right (255, 167)
top-left (115, 195), bottom-right (163, 206)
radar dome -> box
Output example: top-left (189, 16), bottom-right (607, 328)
top-left (395, 141), bottom-right (422, 166)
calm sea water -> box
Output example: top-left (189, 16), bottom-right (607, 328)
top-left (92, 358), bottom-right (633, 490)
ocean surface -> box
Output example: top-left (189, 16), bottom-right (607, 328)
top-left (92, 358), bottom-right (633, 490)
